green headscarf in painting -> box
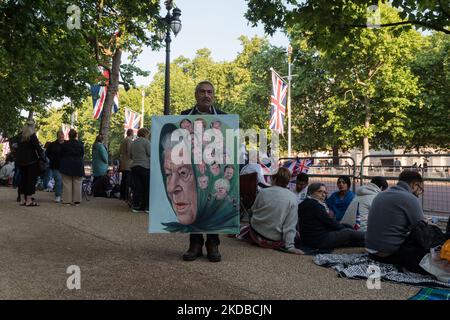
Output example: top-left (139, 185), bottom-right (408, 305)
top-left (159, 118), bottom-right (239, 233)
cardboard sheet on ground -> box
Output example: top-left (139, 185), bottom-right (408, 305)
top-left (149, 115), bottom-right (240, 234)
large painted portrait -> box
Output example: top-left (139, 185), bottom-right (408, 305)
top-left (149, 115), bottom-right (240, 234)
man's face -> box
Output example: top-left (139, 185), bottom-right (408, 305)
top-left (212, 121), bottom-right (221, 130)
top-left (412, 182), bottom-right (424, 198)
top-left (296, 180), bottom-right (308, 192)
top-left (164, 150), bottom-right (197, 225)
top-left (210, 164), bottom-right (220, 176)
top-left (57, 132), bottom-right (65, 142)
top-left (107, 171), bottom-right (113, 179)
top-left (198, 176), bottom-right (208, 189)
top-left (197, 162), bottom-right (206, 175)
top-left (224, 167), bottom-right (234, 180)
top-left (195, 83), bottom-right (215, 110)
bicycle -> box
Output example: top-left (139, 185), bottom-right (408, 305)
top-left (82, 176), bottom-right (93, 201)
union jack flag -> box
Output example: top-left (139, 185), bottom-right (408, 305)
top-left (124, 108), bottom-right (141, 136)
top-left (282, 158), bottom-right (312, 189)
top-left (259, 162), bottom-right (272, 176)
top-left (91, 65), bottom-right (119, 120)
top-left (269, 69), bottom-right (287, 135)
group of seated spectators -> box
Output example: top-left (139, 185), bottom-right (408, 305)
top-left (239, 164), bottom-right (450, 275)
top-left (92, 169), bottom-right (121, 198)
top-left (0, 155), bottom-right (15, 186)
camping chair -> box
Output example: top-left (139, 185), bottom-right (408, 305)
top-left (239, 172), bottom-right (258, 221)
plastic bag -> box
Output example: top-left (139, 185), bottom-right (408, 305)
top-left (420, 247), bottom-right (450, 284)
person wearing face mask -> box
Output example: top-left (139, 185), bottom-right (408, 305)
top-left (366, 170), bottom-right (427, 271)
top-left (297, 183), bottom-right (365, 250)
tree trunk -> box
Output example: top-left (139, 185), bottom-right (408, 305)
top-left (27, 95), bottom-right (35, 121)
top-left (99, 48), bottom-right (122, 147)
top-left (362, 96), bottom-right (371, 175)
top-left (27, 111), bottom-right (34, 121)
top-left (332, 145), bottom-right (339, 166)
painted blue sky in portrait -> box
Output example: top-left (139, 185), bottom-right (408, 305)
top-left (150, 115), bottom-right (240, 233)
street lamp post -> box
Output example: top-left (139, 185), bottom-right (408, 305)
top-left (161, 0), bottom-right (182, 115)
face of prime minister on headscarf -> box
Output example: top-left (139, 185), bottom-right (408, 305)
top-left (164, 149), bottom-right (197, 225)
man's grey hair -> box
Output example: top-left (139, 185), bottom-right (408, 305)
top-left (195, 81), bottom-right (215, 93)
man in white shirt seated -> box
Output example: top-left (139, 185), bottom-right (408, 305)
top-left (0, 157), bottom-right (15, 186)
top-left (292, 172), bottom-right (309, 205)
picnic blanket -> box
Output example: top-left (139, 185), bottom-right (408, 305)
top-left (409, 287), bottom-right (450, 300)
top-left (313, 253), bottom-right (450, 288)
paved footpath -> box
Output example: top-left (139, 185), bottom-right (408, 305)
top-left (0, 186), bottom-right (417, 300)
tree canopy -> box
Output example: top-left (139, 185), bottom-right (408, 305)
top-left (245, 0), bottom-right (450, 50)
top-left (0, 0), bottom-right (163, 141)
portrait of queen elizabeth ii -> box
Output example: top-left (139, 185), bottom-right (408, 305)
top-left (150, 115), bottom-right (240, 234)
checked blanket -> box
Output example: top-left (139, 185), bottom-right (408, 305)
top-left (313, 253), bottom-right (450, 288)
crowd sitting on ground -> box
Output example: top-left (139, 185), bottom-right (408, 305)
top-left (92, 169), bottom-right (121, 198)
top-left (238, 164), bottom-right (450, 276)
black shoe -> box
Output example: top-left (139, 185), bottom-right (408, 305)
top-left (206, 243), bottom-right (221, 262)
top-left (182, 243), bottom-right (203, 261)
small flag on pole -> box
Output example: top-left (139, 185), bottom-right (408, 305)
top-left (269, 69), bottom-right (287, 135)
top-left (124, 108), bottom-right (141, 136)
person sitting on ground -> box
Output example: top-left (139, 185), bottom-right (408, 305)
top-left (248, 167), bottom-right (304, 254)
top-left (92, 169), bottom-right (120, 198)
top-left (0, 155), bottom-right (14, 186)
top-left (326, 176), bottom-right (355, 221)
top-left (292, 172), bottom-right (309, 205)
top-left (366, 170), bottom-right (430, 274)
top-left (298, 183), bottom-right (365, 250)
top-left (341, 176), bottom-right (388, 232)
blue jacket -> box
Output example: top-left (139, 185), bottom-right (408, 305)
top-left (60, 139), bottom-right (85, 177)
top-left (92, 142), bottom-right (108, 177)
top-left (326, 190), bottom-right (355, 222)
